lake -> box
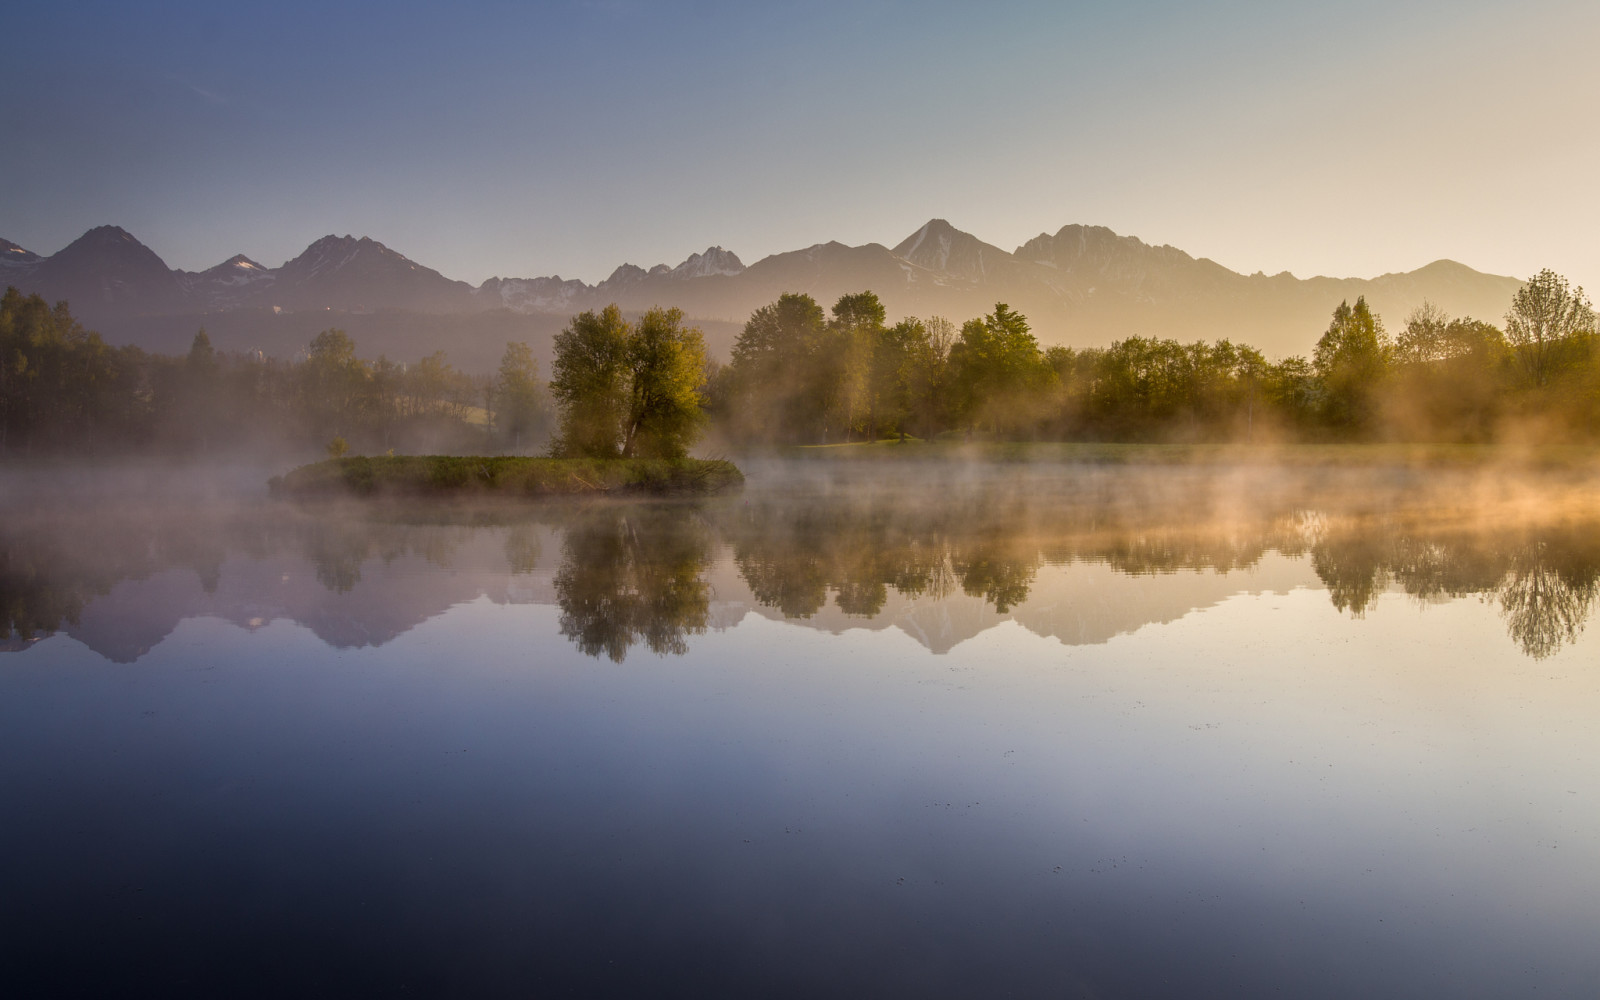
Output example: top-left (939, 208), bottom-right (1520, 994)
top-left (3, 458), bottom-right (1597, 997)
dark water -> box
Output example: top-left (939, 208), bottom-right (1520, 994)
top-left (3, 461), bottom-right (1598, 997)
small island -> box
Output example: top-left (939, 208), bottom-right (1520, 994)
top-left (269, 455), bottom-right (743, 498)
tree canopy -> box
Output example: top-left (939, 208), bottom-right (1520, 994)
top-left (550, 304), bottom-right (707, 459)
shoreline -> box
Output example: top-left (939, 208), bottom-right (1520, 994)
top-left (269, 455), bottom-right (745, 498)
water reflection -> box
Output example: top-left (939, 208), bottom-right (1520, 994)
top-left (4, 465), bottom-right (1600, 661)
top-left (555, 506), bottom-right (712, 661)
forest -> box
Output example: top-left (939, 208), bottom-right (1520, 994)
top-left (1, 267), bottom-right (1596, 459)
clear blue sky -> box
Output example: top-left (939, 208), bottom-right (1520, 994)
top-left (6, 0), bottom-right (1597, 289)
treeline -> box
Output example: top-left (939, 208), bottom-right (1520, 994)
top-left (0, 287), bottom-right (551, 458)
top-left (708, 269), bottom-right (1600, 444)
top-left (6, 266), bottom-right (1598, 458)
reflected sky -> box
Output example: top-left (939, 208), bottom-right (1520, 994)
top-left (2, 462), bottom-right (1599, 996)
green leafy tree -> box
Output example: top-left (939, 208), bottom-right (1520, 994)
top-left (871, 318), bottom-right (934, 440)
top-left (1391, 303), bottom-right (1510, 440)
top-left (0, 287), bottom-right (141, 455)
top-left (494, 341), bottom-right (549, 453)
top-left (727, 293), bottom-right (832, 443)
top-left (948, 303), bottom-right (1055, 435)
top-left (620, 306), bottom-right (707, 459)
top-left (904, 317), bottom-right (955, 439)
top-left (1505, 269), bottom-right (1594, 388)
top-left (301, 328), bottom-right (370, 439)
top-left (828, 292), bottom-right (887, 441)
top-left (550, 304), bottom-right (708, 458)
top-left (1313, 297), bottom-right (1390, 433)
top-left (550, 305), bottom-right (631, 457)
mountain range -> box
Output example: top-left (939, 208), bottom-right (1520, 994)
top-left (0, 221), bottom-right (1526, 370)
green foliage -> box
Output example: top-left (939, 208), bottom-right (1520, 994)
top-left (1313, 297), bottom-right (1391, 432)
top-left (1390, 303), bottom-right (1511, 441)
top-left (947, 303), bottom-right (1055, 435)
top-left (1072, 337), bottom-right (1272, 440)
top-left (325, 436), bottom-right (350, 459)
top-left (493, 341), bottom-right (549, 452)
top-left (622, 307), bottom-right (708, 459)
top-left (549, 305), bottom-right (631, 457)
top-left (1505, 269), bottom-right (1595, 388)
top-left (270, 455), bottom-right (743, 498)
top-left (727, 292), bottom-right (833, 443)
top-left (0, 287), bottom-right (146, 456)
top-left (829, 291), bottom-right (887, 441)
top-left (550, 304), bottom-right (707, 459)
top-left (15, 266), bottom-right (1600, 459)
top-left (0, 290), bottom-right (507, 459)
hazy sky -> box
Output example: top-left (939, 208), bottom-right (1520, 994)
top-left (6, 0), bottom-right (1597, 288)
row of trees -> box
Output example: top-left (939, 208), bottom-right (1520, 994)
top-left (6, 265), bottom-right (1596, 459)
top-left (701, 270), bottom-right (1598, 445)
top-left (0, 287), bottom-right (552, 457)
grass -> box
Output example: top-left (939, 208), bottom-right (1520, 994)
top-left (269, 455), bottom-right (744, 499)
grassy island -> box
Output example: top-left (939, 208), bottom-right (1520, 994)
top-left (269, 455), bottom-right (744, 499)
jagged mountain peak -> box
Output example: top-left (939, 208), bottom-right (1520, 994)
top-left (186, 252), bottom-right (275, 295)
top-left (893, 219), bottom-right (1012, 280)
top-left (894, 218), bottom-right (967, 251)
top-left (602, 263), bottom-right (649, 286)
top-left (1014, 224), bottom-right (1199, 273)
top-left (77, 224), bottom-right (140, 244)
top-left (54, 224), bottom-right (165, 261)
top-left (672, 246), bottom-right (744, 279)
top-left (280, 234), bottom-right (428, 278)
top-left (208, 253), bottom-right (267, 273)
top-left (2, 237), bottom-right (41, 263)
top-left (36, 225), bottom-right (181, 308)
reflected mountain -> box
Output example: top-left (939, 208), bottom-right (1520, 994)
top-left (4, 464), bottom-right (1600, 662)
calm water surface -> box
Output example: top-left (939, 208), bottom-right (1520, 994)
top-left (3, 460), bottom-right (1598, 997)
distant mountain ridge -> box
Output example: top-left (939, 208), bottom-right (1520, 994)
top-left (0, 220), bottom-right (1526, 363)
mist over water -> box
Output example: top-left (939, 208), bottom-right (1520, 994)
top-left (4, 458), bottom-right (1599, 996)
top-left (7, 457), bottom-right (1599, 661)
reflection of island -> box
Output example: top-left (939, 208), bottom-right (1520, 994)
top-left (555, 507), bottom-right (712, 661)
top-left (4, 467), bottom-right (1600, 662)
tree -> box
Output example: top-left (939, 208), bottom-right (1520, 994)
top-left (494, 341), bottom-right (548, 452)
top-left (1505, 269), bottom-right (1595, 387)
top-left (726, 293), bottom-right (832, 443)
top-left (550, 305), bottom-right (631, 457)
top-left (301, 328), bottom-right (369, 438)
top-left (1395, 302), bottom-right (1451, 366)
top-left (550, 304), bottom-right (708, 459)
top-left (620, 306), bottom-right (707, 459)
top-left (1313, 297), bottom-right (1390, 432)
top-left (947, 303), bottom-right (1054, 435)
top-left (829, 292), bottom-right (887, 441)
top-left (1390, 303), bottom-right (1510, 441)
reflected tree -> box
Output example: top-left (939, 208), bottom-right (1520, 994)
top-left (554, 506), bottom-right (712, 661)
top-left (1496, 540), bottom-right (1598, 659)
top-left (1311, 531), bottom-right (1391, 616)
top-left (951, 545), bottom-right (1036, 613)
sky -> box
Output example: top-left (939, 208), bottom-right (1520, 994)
top-left (6, 0), bottom-right (1598, 289)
